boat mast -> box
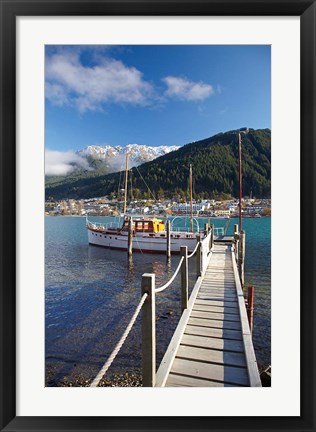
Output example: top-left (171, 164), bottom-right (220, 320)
top-left (238, 132), bottom-right (242, 232)
top-left (189, 164), bottom-right (193, 232)
top-left (123, 152), bottom-right (129, 217)
top-left (237, 128), bottom-right (249, 232)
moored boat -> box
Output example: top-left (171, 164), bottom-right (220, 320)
top-left (87, 155), bottom-right (206, 253)
top-left (87, 216), bottom-right (203, 253)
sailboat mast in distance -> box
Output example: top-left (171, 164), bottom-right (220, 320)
top-left (189, 164), bottom-right (193, 232)
top-left (123, 152), bottom-right (129, 217)
top-left (86, 158), bottom-right (203, 253)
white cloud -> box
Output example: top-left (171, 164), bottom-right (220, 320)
top-left (45, 150), bottom-right (91, 176)
top-left (162, 76), bottom-right (214, 101)
top-left (45, 52), bottom-right (154, 112)
top-left (45, 82), bottom-right (70, 107)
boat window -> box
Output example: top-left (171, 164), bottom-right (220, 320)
top-left (136, 222), bottom-right (144, 231)
top-left (176, 235), bottom-right (180, 238)
top-left (160, 234), bottom-right (165, 237)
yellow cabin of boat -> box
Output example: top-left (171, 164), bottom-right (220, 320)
top-left (129, 218), bottom-right (165, 233)
top-left (152, 218), bottom-right (165, 232)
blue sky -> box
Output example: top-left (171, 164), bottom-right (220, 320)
top-left (45, 45), bottom-right (270, 173)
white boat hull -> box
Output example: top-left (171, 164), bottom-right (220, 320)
top-left (87, 227), bottom-right (199, 253)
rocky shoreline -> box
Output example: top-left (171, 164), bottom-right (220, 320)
top-left (47, 365), bottom-right (271, 387)
top-left (46, 366), bottom-right (142, 387)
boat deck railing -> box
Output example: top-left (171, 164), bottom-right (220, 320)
top-left (87, 216), bottom-right (228, 237)
top-left (86, 217), bottom-right (122, 230)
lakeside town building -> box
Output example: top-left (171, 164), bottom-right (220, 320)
top-left (45, 197), bottom-right (271, 217)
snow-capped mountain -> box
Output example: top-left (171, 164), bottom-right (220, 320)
top-left (78, 144), bottom-right (180, 171)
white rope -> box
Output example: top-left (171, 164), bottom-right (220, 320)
top-left (155, 256), bottom-right (184, 293)
top-left (187, 242), bottom-right (199, 259)
top-left (90, 292), bottom-right (148, 387)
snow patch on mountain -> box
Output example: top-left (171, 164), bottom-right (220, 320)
top-left (78, 143), bottom-right (180, 172)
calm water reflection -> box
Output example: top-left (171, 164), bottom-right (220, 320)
top-left (45, 216), bottom-right (270, 385)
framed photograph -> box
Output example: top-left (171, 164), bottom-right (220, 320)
top-left (0, 1), bottom-right (315, 431)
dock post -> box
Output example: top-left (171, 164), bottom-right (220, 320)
top-left (141, 273), bottom-right (156, 387)
top-left (211, 224), bottom-right (214, 250)
top-left (204, 223), bottom-right (209, 237)
top-left (234, 224), bottom-right (239, 264)
top-left (180, 246), bottom-right (188, 312)
top-left (196, 234), bottom-right (201, 277)
top-left (166, 220), bottom-right (171, 258)
top-left (247, 286), bottom-right (254, 334)
top-left (128, 218), bottom-right (133, 256)
top-left (239, 230), bottom-right (246, 287)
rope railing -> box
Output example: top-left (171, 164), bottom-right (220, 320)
top-left (187, 241), bottom-right (199, 259)
top-left (141, 227), bottom-right (215, 386)
top-left (155, 256), bottom-right (184, 293)
top-left (90, 225), bottom-right (215, 388)
top-left (90, 292), bottom-right (148, 387)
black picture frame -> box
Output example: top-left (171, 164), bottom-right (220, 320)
top-left (0, 1), bottom-right (315, 431)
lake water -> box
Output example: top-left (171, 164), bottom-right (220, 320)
top-left (45, 215), bottom-right (271, 386)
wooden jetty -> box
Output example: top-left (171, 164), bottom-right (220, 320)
top-left (155, 242), bottom-right (261, 387)
top-left (141, 227), bottom-right (261, 387)
top-left (90, 225), bottom-right (261, 388)
top-left (90, 130), bottom-right (261, 388)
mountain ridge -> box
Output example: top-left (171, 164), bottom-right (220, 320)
top-left (45, 128), bottom-right (271, 200)
top-left (77, 143), bottom-right (180, 171)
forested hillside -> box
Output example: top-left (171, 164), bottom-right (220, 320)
top-left (45, 128), bottom-right (271, 200)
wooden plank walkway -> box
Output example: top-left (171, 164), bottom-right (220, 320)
top-left (156, 243), bottom-right (261, 387)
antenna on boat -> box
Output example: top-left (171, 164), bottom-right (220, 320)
top-left (123, 151), bottom-right (129, 218)
top-left (189, 164), bottom-right (193, 232)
